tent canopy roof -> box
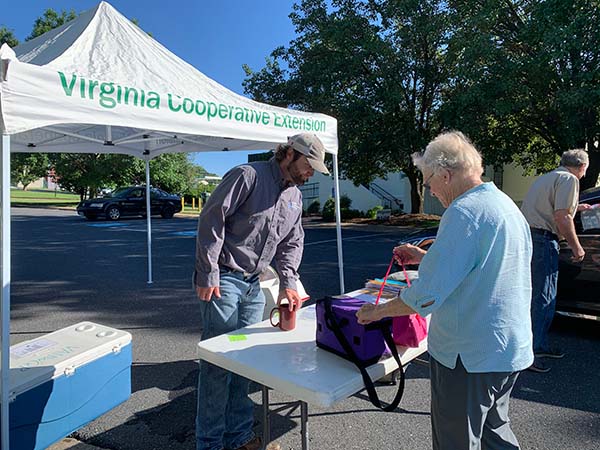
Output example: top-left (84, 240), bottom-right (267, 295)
top-left (0, 1), bottom-right (338, 159)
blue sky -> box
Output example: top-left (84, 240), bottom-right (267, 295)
top-left (2, 0), bottom-right (299, 175)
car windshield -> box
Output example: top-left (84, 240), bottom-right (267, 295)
top-left (111, 187), bottom-right (134, 198)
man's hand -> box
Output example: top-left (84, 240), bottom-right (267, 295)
top-left (196, 286), bottom-right (221, 302)
top-left (356, 303), bottom-right (382, 325)
top-left (571, 246), bottom-right (585, 263)
top-left (393, 243), bottom-right (427, 265)
top-left (577, 203), bottom-right (592, 212)
top-left (554, 208), bottom-right (585, 263)
top-left (277, 288), bottom-right (303, 311)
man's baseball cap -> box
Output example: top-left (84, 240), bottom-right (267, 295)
top-left (288, 133), bottom-right (330, 175)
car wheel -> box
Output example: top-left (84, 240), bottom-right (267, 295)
top-left (106, 205), bottom-right (121, 221)
top-left (161, 205), bottom-right (175, 219)
top-left (84, 213), bottom-right (97, 221)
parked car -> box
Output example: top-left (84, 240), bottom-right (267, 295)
top-left (77, 186), bottom-right (182, 221)
top-left (397, 186), bottom-right (600, 320)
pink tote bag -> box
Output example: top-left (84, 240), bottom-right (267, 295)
top-left (392, 314), bottom-right (427, 347)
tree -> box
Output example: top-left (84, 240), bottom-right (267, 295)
top-left (49, 152), bottom-right (202, 200)
top-left (243, 0), bottom-right (452, 212)
top-left (0, 26), bottom-right (19, 47)
top-left (11, 153), bottom-right (49, 189)
top-left (443, 0), bottom-right (600, 189)
top-left (27, 8), bottom-right (76, 40)
top-left (147, 153), bottom-right (198, 195)
top-left (49, 153), bottom-right (136, 200)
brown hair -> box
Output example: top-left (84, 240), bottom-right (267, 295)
top-left (274, 143), bottom-right (303, 162)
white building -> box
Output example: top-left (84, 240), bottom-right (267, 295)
top-left (423, 163), bottom-right (540, 215)
top-left (299, 171), bottom-right (412, 213)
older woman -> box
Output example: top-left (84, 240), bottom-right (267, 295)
top-left (357, 131), bottom-right (533, 450)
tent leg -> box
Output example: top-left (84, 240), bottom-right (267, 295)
top-left (145, 159), bottom-right (153, 284)
top-left (332, 154), bottom-right (345, 293)
top-left (1, 134), bottom-right (12, 450)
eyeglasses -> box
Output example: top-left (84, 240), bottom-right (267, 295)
top-left (423, 172), bottom-right (435, 190)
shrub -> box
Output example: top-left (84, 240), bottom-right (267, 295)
top-left (322, 195), bottom-right (359, 222)
top-left (340, 195), bottom-right (352, 209)
top-left (307, 200), bottom-right (320, 215)
top-left (341, 208), bottom-right (363, 220)
top-left (367, 205), bottom-right (384, 219)
top-left (322, 197), bottom-right (336, 221)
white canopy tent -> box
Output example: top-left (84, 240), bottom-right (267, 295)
top-left (0, 2), bottom-right (345, 447)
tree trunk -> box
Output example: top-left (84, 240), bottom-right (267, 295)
top-left (405, 170), bottom-right (422, 213)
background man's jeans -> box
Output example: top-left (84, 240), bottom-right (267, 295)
top-left (196, 271), bottom-right (265, 450)
top-left (530, 233), bottom-right (559, 353)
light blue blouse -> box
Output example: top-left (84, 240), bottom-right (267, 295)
top-left (401, 182), bottom-right (534, 372)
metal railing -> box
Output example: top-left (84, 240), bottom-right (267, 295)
top-left (367, 182), bottom-right (404, 211)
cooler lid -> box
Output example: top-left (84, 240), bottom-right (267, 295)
top-left (8, 321), bottom-right (132, 397)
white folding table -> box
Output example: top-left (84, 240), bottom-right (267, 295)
top-left (196, 299), bottom-right (428, 450)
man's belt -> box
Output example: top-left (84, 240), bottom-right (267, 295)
top-left (221, 266), bottom-right (260, 283)
top-left (530, 228), bottom-right (559, 241)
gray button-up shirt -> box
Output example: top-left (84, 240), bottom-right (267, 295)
top-left (194, 158), bottom-right (304, 290)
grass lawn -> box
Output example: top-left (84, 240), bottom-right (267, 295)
top-left (11, 188), bottom-right (79, 207)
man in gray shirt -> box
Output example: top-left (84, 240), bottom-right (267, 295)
top-left (194, 133), bottom-right (329, 450)
top-left (521, 149), bottom-right (590, 373)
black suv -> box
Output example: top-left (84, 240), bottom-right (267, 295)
top-left (557, 186), bottom-right (600, 320)
top-left (77, 186), bottom-right (182, 221)
top-left (398, 186), bottom-right (600, 321)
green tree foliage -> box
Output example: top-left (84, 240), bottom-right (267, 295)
top-left (49, 154), bottom-right (138, 200)
top-left (443, 0), bottom-right (600, 189)
top-left (147, 153), bottom-right (197, 195)
top-left (0, 26), bottom-right (19, 47)
top-left (245, 0), bottom-right (600, 207)
top-left (27, 8), bottom-right (76, 40)
top-left (243, 0), bottom-right (451, 212)
top-left (11, 153), bottom-right (49, 189)
top-left (50, 153), bottom-right (201, 200)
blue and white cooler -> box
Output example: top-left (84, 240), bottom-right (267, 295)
top-left (3, 322), bottom-right (132, 450)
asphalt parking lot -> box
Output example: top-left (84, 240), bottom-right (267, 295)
top-left (9, 208), bottom-right (600, 450)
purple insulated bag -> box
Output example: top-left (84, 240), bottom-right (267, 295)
top-left (316, 296), bottom-right (405, 411)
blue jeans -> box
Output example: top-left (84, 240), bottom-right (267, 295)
top-left (530, 233), bottom-right (559, 354)
top-left (196, 271), bottom-right (266, 450)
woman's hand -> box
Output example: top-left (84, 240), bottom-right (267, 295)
top-left (393, 243), bottom-right (427, 265)
top-left (356, 303), bottom-right (381, 325)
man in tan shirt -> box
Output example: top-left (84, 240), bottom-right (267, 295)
top-left (521, 149), bottom-right (590, 373)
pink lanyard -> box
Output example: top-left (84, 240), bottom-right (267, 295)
top-left (374, 256), bottom-right (412, 305)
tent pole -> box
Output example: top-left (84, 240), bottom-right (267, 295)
top-left (1, 133), bottom-right (12, 450)
top-left (145, 159), bottom-right (153, 284)
top-left (332, 154), bottom-right (345, 293)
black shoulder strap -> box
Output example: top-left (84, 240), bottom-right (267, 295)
top-left (322, 297), bottom-right (405, 411)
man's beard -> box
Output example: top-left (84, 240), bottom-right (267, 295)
top-left (288, 161), bottom-right (308, 186)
